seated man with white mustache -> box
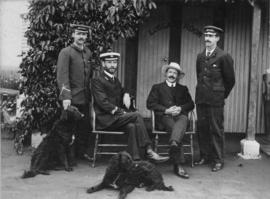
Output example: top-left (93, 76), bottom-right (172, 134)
top-left (147, 62), bottom-right (194, 179)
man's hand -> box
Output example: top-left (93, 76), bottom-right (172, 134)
top-left (165, 106), bottom-right (176, 115)
top-left (123, 93), bottom-right (131, 110)
top-left (63, 99), bottom-right (71, 110)
top-left (165, 106), bottom-right (181, 116)
top-left (171, 106), bottom-right (181, 116)
top-left (114, 107), bottom-right (126, 116)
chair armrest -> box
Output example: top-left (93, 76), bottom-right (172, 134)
top-left (126, 95), bottom-right (137, 112)
top-left (151, 110), bottom-right (155, 131)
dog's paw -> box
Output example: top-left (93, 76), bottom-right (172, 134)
top-left (86, 187), bottom-right (95, 193)
top-left (167, 185), bottom-right (174, 191)
top-left (65, 167), bottom-right (73, 172)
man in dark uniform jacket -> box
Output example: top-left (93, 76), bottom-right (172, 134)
top-left (91, 50), bottom-right (169, 162)
top-left (195, 25), bottom-right (235, 172)
top-left (147, 62), bottom-right (194, 179)
top-left (57, 24), bottom-right (93, 159)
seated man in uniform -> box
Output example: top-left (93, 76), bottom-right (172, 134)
top-left (91, 50), bottom-right (169, 162)
top-left (147, 62), bottom-right (194, 178)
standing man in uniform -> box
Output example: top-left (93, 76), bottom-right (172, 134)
top-left (195, 25), bottom-right (235, 171)
top-left (147, 62), bottom-right (194, 178)
top-left (57, 24), bottom-right (92, 159)
top-left (91, 50), bottom-right (169, 162)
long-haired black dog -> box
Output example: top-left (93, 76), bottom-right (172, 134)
top-left (21, 106), bottom-right (84, 178)
top-left (86, 151), bottom-right (173, 199)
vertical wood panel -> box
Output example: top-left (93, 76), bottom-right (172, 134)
top-left (112, 38), bottom-right (126, 85)
top-left (169, 3), bottom-right (182, 63)
top-left (136, 4), bottom-right (171, 117)
top-left (124, 36), bottom-right (138, 96)
top-left (224, 4), bottom-right (252, 133)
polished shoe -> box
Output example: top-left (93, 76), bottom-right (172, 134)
top-left (194, 158), bottom-right (208, 166)
top-left (211, 163), bottom-right (223, 172)
top-left (173, 165), bottom-right (189, 179)
top-left (147, 151), bottom-right (169, 163)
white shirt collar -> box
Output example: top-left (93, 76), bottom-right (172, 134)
top-left (104, 70), bottom-right (115, 79)
top-left (166, 80), bottom-right (176, 87)
top-left (206, 47), bottom-right (216, 56)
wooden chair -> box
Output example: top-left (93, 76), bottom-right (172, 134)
top-left (151, 110), bottom-right (196, 167)
top-left (90, 96), bottom-right (131, 167)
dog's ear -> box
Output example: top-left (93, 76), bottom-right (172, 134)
top-left (121, 151), bottom-right (132, 161)
top-left (118, 151), bottom-right (133, 169)
top-left (60, 109), bottom-right (68, 121)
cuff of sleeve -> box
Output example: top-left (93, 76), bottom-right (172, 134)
top-left (59, 88), bottom-right (72, 101)
top-left (161, 107), bottom-right (167, 113)
top-left (111, 107), bottom-right (118, 115)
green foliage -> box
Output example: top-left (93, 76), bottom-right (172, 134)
top-left (18, 0), bottom-right (156, 134)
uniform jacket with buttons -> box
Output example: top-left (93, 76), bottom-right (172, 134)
top-left (195, 47), bottom-right (235, 106)
top-left (147, 81), bottom-right (194, 120)
top-left (91, 72), bottom-right (126, 130)
top-left (57, 44), bottom-right (92, 105)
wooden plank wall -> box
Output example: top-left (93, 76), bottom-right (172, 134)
top-left (223, 3), bottom-right (252, 133)
top-left (112, 38), bottom-right (126, 85)
top-left (136, 4), bottom-right (171, 117)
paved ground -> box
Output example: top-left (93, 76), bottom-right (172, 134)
top-left (1, 137), bottom-right (270, 199)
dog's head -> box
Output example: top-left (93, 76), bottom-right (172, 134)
top-left (60, 105), bottom-right (84, 122)
top-left (109, 151), bottom-right (133, 172)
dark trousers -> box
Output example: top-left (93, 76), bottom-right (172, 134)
top-left (73, 103), bottom-right (91, 157)
top-left (161, 114), bottom-right (188, 165)
top-left (196, 104), bottom-right (224, 164)
top-left (104, 112), bottom-right (152, 160)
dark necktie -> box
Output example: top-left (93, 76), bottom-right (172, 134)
top-left (169, 85), bottom-right (176, 103)
top-left (110, 77), bottom-right (114, 83)
top-left (207, 51), bottom-right (211, 57)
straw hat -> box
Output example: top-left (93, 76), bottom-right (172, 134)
top-left (162, 62), bottom-right (185, 77)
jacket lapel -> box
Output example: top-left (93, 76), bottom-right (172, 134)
top-left (102, 72), bottom-right (115, 84)
top-left (198, 50), bottom-right (206, 63)
top-left (206, 47), bottom-right (224, 66)
top-left (161, 82), bottom-right (173, 99)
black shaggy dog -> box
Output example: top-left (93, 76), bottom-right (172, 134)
top-left (86, 151), bottom-right (173, 199)
top-left (21, 106), bottom-right (84, 178)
